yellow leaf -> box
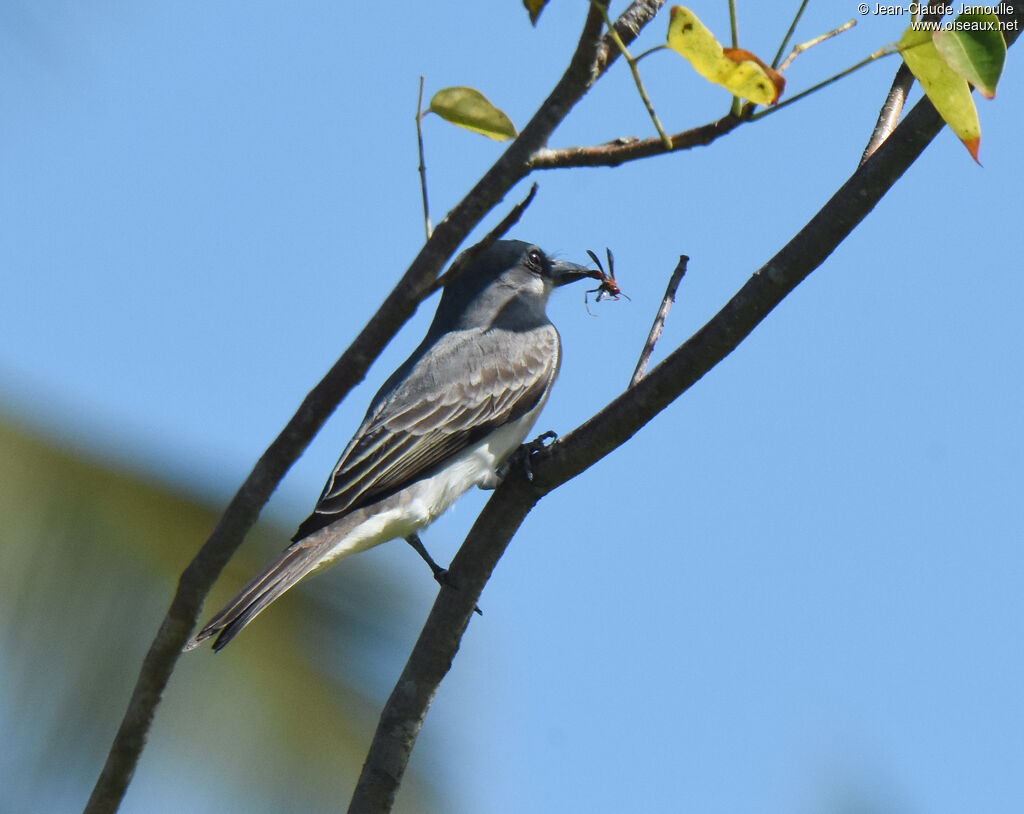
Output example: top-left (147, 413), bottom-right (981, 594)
top-left (899, 26), bottom-right (981, 161)
top-left (667, 7), bottom-right (785, 106)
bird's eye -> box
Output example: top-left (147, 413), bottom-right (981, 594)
top-left (526, 248), bottom-right (545, 272)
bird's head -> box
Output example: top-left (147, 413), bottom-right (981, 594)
top-left (433, 239), bottom-right (599, 334)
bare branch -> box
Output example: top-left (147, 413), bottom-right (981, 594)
top-left (630, 255), bottom-right (688, 387)
top-left (530, 113), bottom-right (741, 170)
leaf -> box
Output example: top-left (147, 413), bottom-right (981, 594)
top-left (899, 26), bottom-right (981, 161)
top-left (427, 86), bottom-right (517, 141)
top-left (933, 11), bottom-right (1006, 98)
top-left (722, 48), bottom-right (786, 103)
top-left (522, 0), bottom-right (548, 26)
top-left (666, 6), bottom-right (785, 105)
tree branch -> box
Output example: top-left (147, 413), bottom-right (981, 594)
top-left (530, 112), bottom-right (741, 169)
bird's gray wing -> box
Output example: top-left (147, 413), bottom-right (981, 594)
top-left (292, 325), bottom-right (559, 540)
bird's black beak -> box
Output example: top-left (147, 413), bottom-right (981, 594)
top-left (550, 259), bottom-right (603, 288)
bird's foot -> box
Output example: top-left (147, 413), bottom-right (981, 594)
top-left (432, 568), bottom-right (483, 616)
top-left (511, 430), bottom-right (558, 482)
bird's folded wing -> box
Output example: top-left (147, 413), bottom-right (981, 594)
top-left (292, 326), bottom-right (559, 540)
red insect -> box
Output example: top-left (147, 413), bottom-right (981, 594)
top-left (584, 248), bottom-right (630, 316)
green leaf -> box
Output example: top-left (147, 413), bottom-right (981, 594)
top-left (933, 11), bottom-right (1006, 98)
top-left (427, 86), bottom-right (517, 141)
top-left (522, 0), bottom-right (548, 26)
top-left (899, 26), bottom-right (981, 162)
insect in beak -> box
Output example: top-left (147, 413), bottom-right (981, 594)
top-left (584, 248), bottom-right (630, 316)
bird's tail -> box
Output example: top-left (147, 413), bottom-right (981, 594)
top-left (185, 518), bottom-right (364, 652)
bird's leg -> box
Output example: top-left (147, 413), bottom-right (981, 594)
top-left (404, 533), bottom-right (482, 616)
top-left (509, 430), bottom-right (558, 482)
top-left (404, 532), bottom-right (446, 580)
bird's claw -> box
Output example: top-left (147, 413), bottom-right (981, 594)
top-left (514, 430), bottom-right (558, 482)
top-left (432, 569), bottom-right (483, 616)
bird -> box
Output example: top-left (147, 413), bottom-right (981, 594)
top-left (186, 239), bottom-right (597, 651)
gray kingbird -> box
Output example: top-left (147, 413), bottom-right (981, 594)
top-left (187, 239), bottom-right (596, 651)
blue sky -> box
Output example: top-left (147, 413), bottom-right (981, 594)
top-left (2, 2), bottom-right (1022, 812)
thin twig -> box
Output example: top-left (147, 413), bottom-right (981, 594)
top-left (416, 76), bottom-right (432, 241)
top-left (592, 0), bottom-right (672, 149)
top-left (771, 0), bottom-right (811, 68)
top-left (630, 255), bottom-right (688, 387)
top-left (749, 45), bottom-right (898, 121)
top-left (777, 20), bottom-right (856, 74)
top-left (429, 184), bottom-right (539, 295)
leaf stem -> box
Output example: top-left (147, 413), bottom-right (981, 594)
top-left (727, 0), bottom-right (742, 115)
top-left (750, 45), bottom-right (899, 121)
top-left (634, 44), bottom-right (667, 63)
